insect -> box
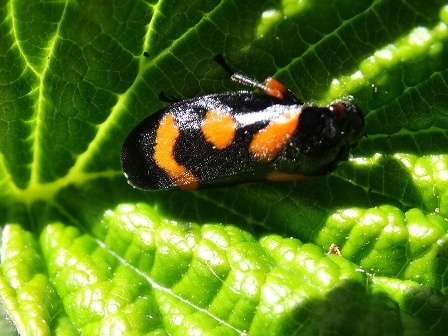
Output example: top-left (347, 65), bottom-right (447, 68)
top-left (121, 56), bottom-right (365, 190)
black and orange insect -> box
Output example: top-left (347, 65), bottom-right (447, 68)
top-left (121, 56), bottom-right (365, 190)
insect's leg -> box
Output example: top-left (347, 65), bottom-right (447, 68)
top-left (214, 54), bottom-right (274, 94)
top-left (213, 54), bottom-right (235, 76)
top-left (213, 54), bottom-right (301, 103)
top-left (158, 91), bottom-right (183, 103)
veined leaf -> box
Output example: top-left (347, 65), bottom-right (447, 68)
top-left (1, 0), bottom-right (448, 335)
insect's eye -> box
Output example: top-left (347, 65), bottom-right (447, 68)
top-left (329, 103), bottom-right (345, 116)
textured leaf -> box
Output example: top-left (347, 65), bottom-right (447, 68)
top-left (1, 0), bottom-right (448, 335)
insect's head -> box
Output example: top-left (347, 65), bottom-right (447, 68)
top-left (327, 96), bottom-right (365, 146)
top-left (275, 96), bottom-right (365, 175)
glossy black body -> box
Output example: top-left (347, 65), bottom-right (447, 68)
top-left (121, 90), bottom-right (365, 190)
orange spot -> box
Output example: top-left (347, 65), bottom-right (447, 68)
top-left (201, 110), bottom-right (236, 149)
top-left (266, 171), bottom-right (309, 182)
top-left (153, 114), bottom-right (199, 189)
top-left (250, 108), bottom-right (300, 161)
top-left (264, 77), bottom-right (286, 99)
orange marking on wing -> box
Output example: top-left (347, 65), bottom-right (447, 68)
top-left (201, 109), bottom-right (236, 150)
top-left (153, 114), bottom-right (199, 189)
top-left (266, 171), bottom-right (309, 182)
top-left (249, 108), bottom-right (300, 161)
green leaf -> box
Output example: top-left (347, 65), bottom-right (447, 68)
top-left (1, 0), bottom-right (448, 335)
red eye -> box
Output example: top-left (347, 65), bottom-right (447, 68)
top-left (330, 103), bottom-right (345, 116)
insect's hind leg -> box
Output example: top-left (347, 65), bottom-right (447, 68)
top-left (213, 54), bottom-right (301, 103)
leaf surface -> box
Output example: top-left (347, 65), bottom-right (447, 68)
top-left (1, 0), bottom-right (448, 335)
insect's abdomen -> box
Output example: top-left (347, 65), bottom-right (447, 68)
top-left (121, 92), bottom-right (294, 190)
